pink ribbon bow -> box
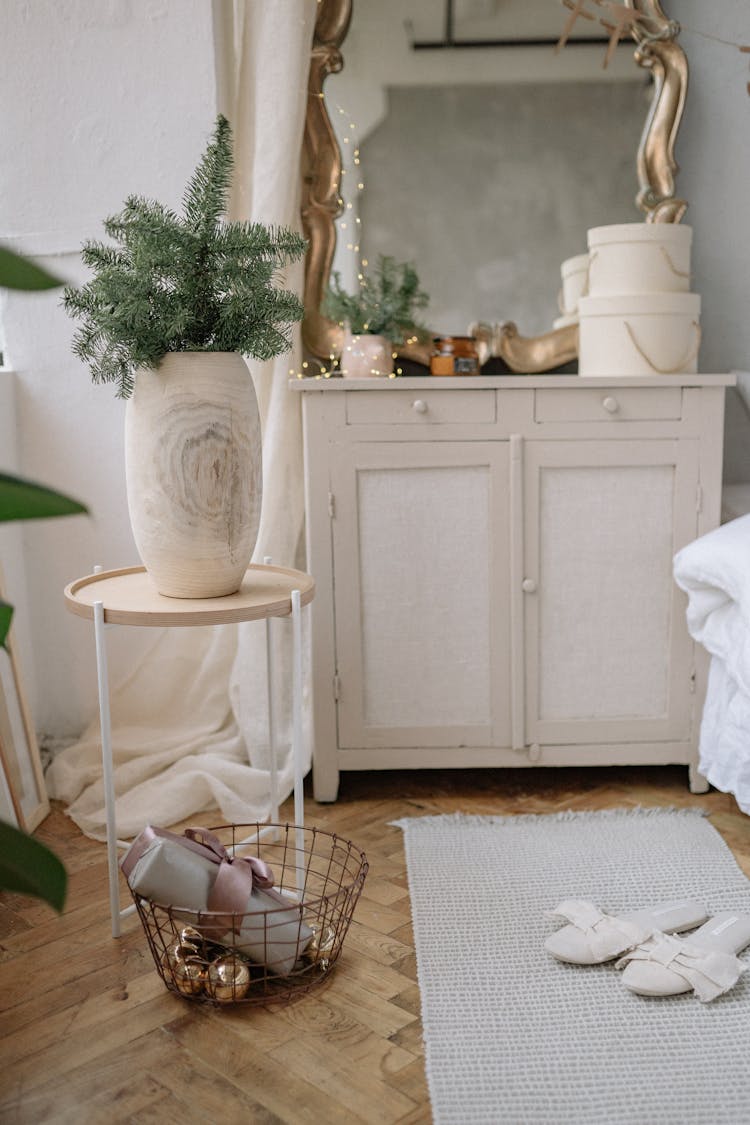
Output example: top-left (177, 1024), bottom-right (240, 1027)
top-left (121, 824), bottom-right (280, 936)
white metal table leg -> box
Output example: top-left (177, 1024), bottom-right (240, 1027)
top-left (264, 556), bottom-right (279, 825)
top-left (93, 597), bottom-right (121, 938)
top-left (291, 588), bottom-right (305, 897)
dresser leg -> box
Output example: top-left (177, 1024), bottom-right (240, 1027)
top-left (313, 765), bottom-right (340, 803)
top-left (689, 762), bottom-right (710, 794)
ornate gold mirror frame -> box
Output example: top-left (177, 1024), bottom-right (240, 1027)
top-left (300, 0), bottom-right (688, 374)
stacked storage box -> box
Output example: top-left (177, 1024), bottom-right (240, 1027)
top-left (553, 252), bottom-right (589, 331)
top-left (578, 223), bottom-right (700, 377)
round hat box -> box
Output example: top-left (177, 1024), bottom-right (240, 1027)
top-left (587, 223), bottom-right (692, 296)
top-left (578, 292), bottom-right (701, 377)
top-left (558, 253), bottom-right (589, 317)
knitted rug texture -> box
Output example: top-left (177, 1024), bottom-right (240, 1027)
top-left (394, 808), bottom-right (750, 1124)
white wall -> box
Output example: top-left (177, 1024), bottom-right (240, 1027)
top-left (670, 0), bottom-right (750, 482)
top-left (0, 0), bottom-right (217, 737)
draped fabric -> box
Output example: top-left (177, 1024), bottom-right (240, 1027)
top-left (46, 1), bottom-right (317, 840)
top-left (673, 513), bottom-right (750, 816)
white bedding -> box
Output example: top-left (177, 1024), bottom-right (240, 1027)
top-left (673, 513), bottom-right (750, 814)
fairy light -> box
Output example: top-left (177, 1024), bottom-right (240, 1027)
top-left (295, 96), bottom-right (402, 380)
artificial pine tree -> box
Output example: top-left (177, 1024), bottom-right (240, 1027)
top-left (64, 115), bottom-right (306, 398)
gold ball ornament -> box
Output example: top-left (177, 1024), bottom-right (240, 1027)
top-left (179, 925), bottom-right (204, 947)
top-left (305, 922), bottom-right (337, 968)
top-left (161, 936), bottom-right (201, 972)
top-left (170, 955), bottom-right (207, 996)
top-left (206, 955), bottom-right (251, 1002)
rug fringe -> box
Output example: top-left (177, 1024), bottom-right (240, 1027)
top-left (390, 805), bottom-right (709, 831)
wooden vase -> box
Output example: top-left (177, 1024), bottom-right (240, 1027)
top-left (124, 352), bottom-right (262, 598)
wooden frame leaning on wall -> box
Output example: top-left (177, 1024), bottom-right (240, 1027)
top-left (0, 581), bottom-right (49, 832)
top-left (300, 0), bottom-right (688, 375)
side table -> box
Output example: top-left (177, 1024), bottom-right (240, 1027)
top-left (64, 562), bottom-right (315, 937)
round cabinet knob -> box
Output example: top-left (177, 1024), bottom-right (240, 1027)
top-left (412, 399), bottom-right (428, 414)
top-left (602, 396), bottom-right (619, 414)
top-left (521, 578), bottom-right (537, 594)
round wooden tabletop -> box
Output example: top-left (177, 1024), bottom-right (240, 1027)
top-left (64, 564), bottom-right (315, 627)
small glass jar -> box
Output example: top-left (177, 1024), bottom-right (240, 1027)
top-left (430, 336), bottom-right (480, 376)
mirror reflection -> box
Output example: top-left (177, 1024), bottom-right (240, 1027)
top-left (327, 0), bottom-right (649, 339)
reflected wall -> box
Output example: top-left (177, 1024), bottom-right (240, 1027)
top-left (358, 80), bottom-right (646, 337)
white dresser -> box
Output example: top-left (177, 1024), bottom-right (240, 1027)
top-left (293, 374), bottom-right (733, 801)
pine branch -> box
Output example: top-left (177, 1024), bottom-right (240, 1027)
top-left (182, 115), bottom-right (233, 235)
top-left (63, 114), bottom-right (307, 396)
top-left (322, 256), bottom-right (430, 342)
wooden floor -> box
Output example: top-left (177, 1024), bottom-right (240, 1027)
top-left (1, 765), bottom-right (749, 1124)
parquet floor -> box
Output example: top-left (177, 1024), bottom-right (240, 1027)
top-left (1, 765), bottom-right (749, 1124)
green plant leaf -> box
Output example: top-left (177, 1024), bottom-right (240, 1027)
top-left (0, 472), bottom-right (88, 523)
top-left (0, 600), bottom-right (12, 649)
top-left (0, 820), bottom-right (67, 911)
top-left (0, 246), bottom-right (62, 291)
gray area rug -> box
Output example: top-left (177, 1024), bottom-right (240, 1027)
top-left (394, 808), bottom-right (750, 1124)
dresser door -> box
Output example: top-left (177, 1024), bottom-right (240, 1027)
top-left (523, 439), bottom-right (700, 746)
top-left (330, 441), bottom-right (511, 749)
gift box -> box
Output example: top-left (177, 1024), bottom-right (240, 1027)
top-left (121, 825), bottom-right (313, 977)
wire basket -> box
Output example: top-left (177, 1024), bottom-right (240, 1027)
top-left (129, 822), bottom-right (368, 1006)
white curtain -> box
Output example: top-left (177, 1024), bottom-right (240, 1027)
top-left (46, 0), bottom-right (317, 841)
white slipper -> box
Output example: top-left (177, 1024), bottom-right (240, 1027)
top-left (617, 912), bottom-right (750, 1001)
top-left (544, 898), bottom-right (709, 965)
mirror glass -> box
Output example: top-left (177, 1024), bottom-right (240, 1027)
top-left (326, 0), bottom-right (650, 338)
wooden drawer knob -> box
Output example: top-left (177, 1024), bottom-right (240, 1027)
top-left (602, 396), bottom-right (619, 414)
top-left (412, 399), bottom-right (428, 414)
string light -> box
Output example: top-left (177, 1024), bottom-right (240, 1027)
top-left (295, 95), bottom-right (391, 379)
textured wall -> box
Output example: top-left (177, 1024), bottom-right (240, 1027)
top-left (0, 0), bottom-right (216, 735)
top-left (670, 0), bottom-right (750, 484)
top-left (359, 80), bottom-right (646, 337)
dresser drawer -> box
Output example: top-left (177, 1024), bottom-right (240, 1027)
top-left (535, 386), bottom-right (683, 423)
top-left (345, 389), bottom-right (496, 426)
